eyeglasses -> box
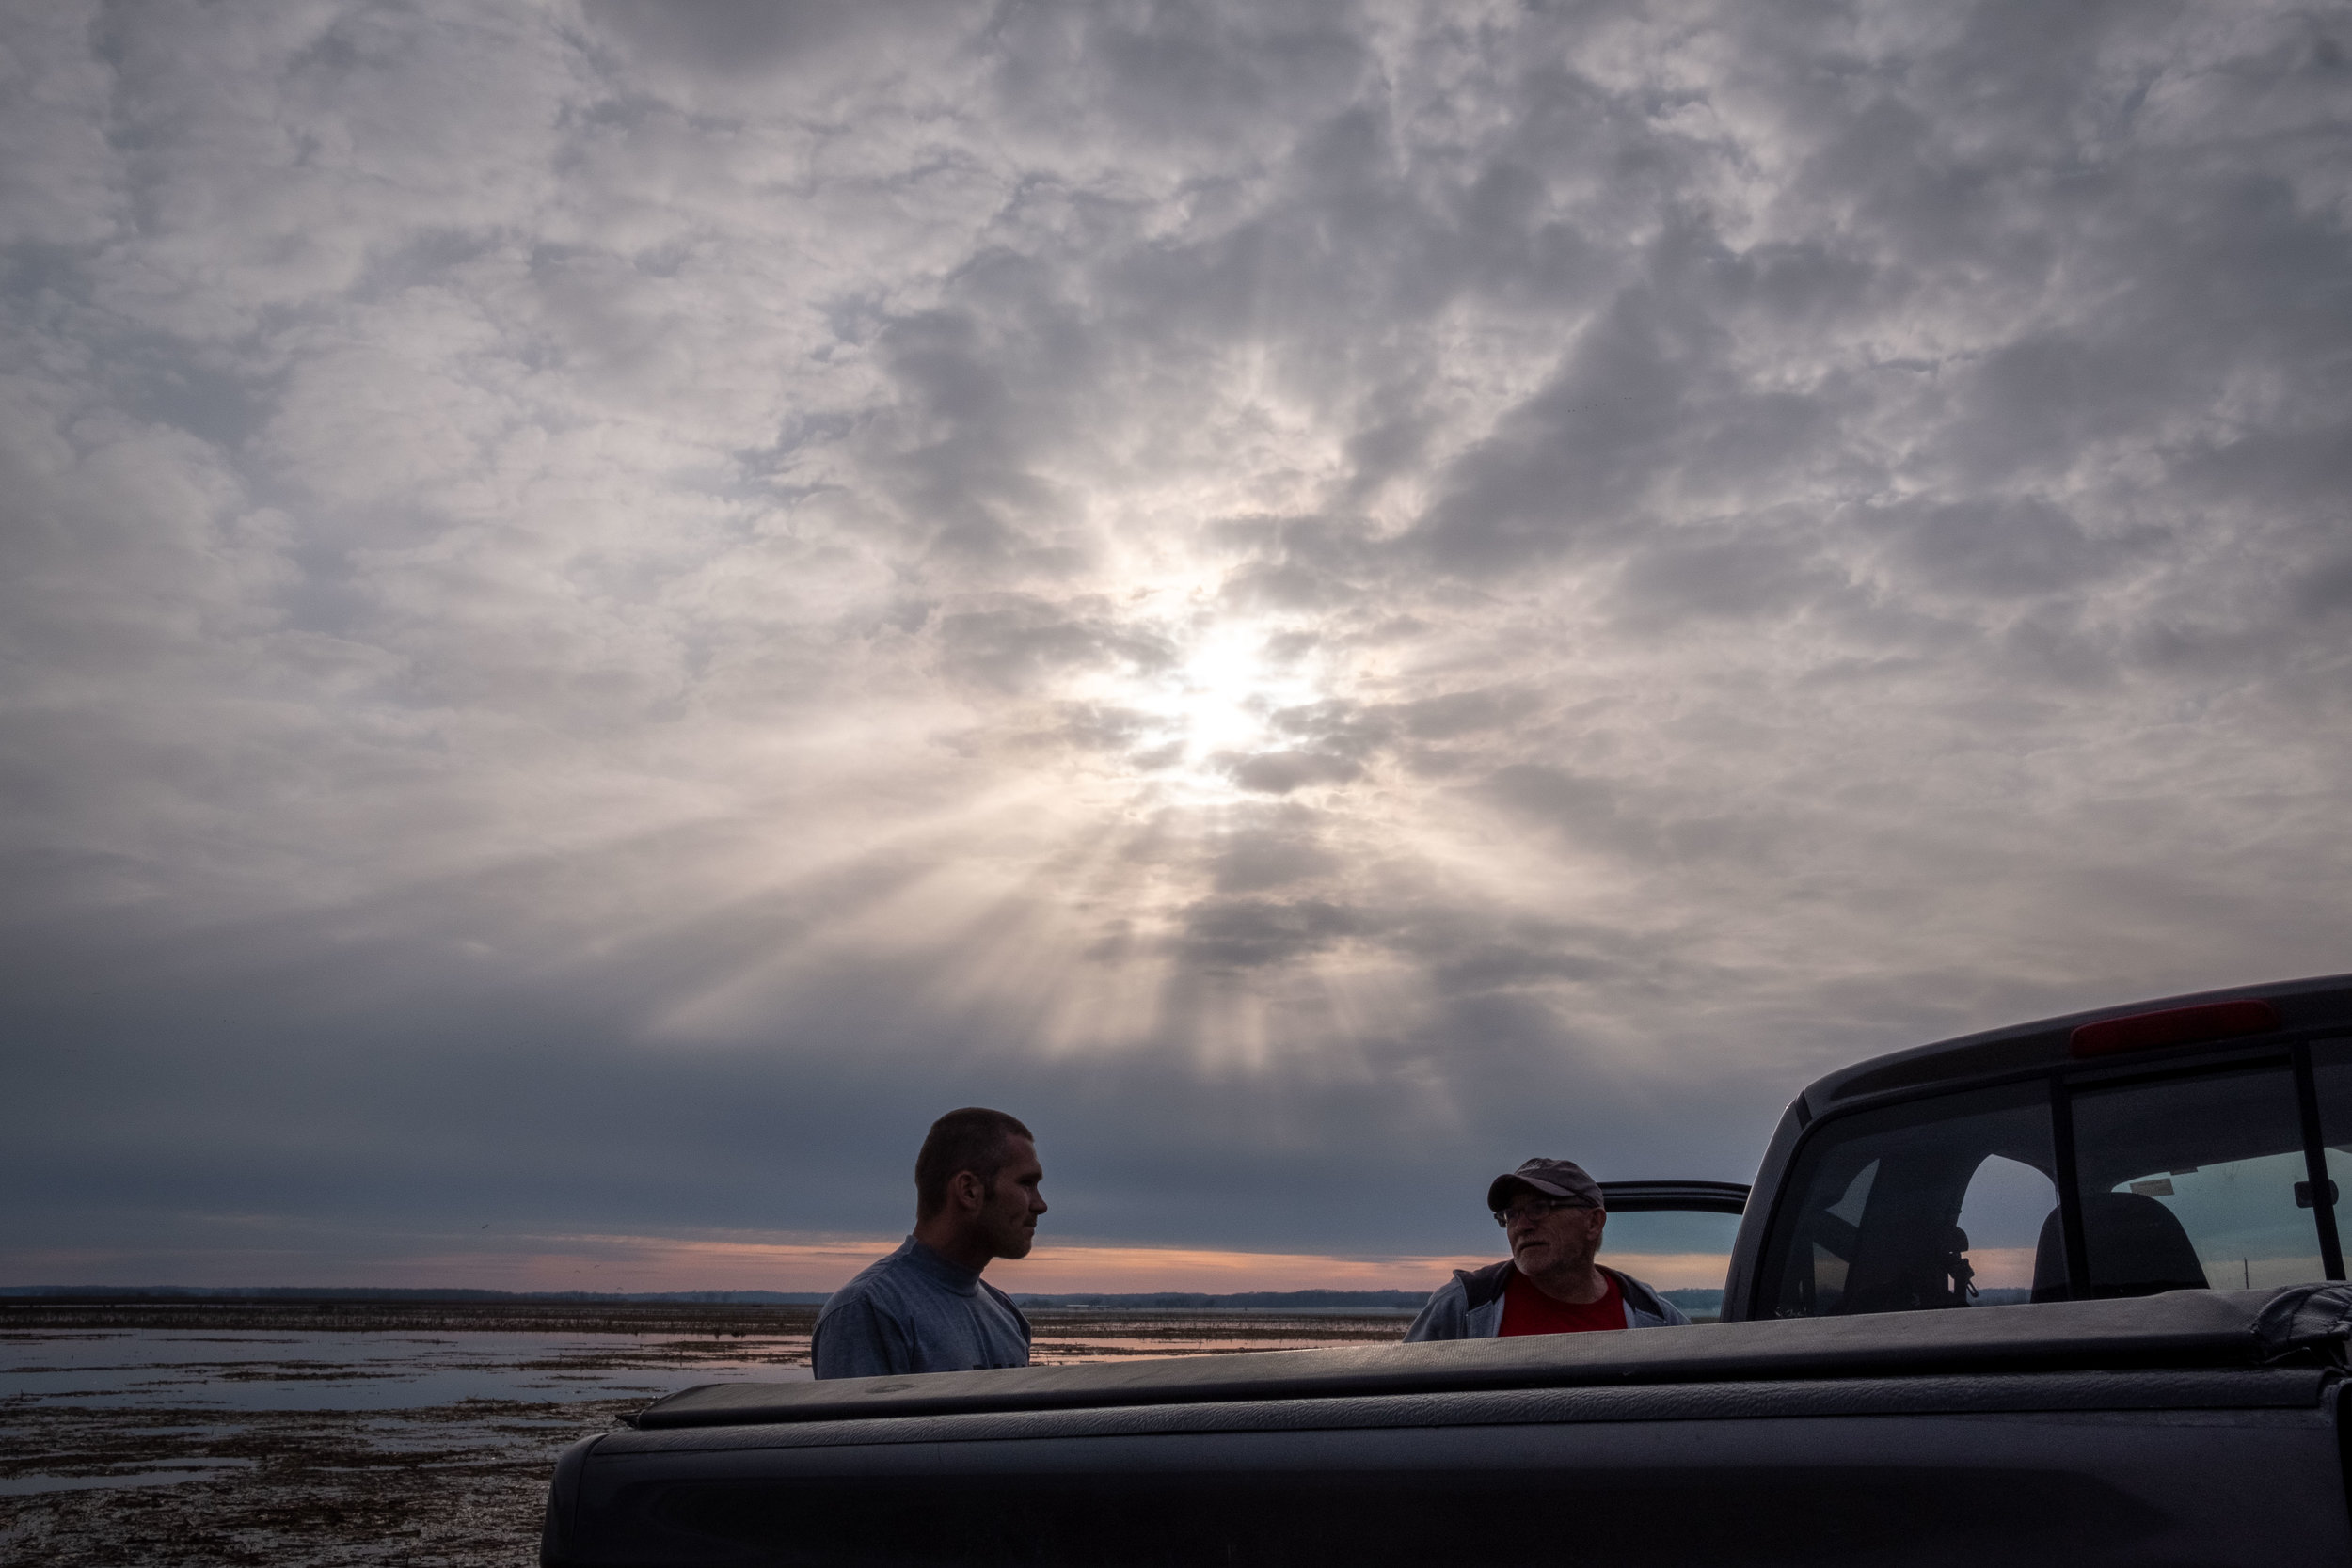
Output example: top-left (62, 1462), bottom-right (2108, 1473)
top-left (1493, 1198), bottom-right (1592, 1227)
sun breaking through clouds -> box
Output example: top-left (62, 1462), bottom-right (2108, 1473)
top-left (3, 0), bottom-right (2349, 1289)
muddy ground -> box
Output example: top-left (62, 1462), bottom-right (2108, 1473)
top-left (1, 1395), bottom-right (641, 1567)
top-left (2, 1300), bottom-right (1408, 1565)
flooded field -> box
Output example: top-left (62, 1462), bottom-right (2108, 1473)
top-left (0, 1299), bottom-right (1410, 1566)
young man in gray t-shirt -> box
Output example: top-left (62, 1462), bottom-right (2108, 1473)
top-left (812, 1107), bottom-right (1047, 1379)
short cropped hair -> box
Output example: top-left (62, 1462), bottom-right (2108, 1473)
top-left (914, 1107), bottom-right (1035, 1221)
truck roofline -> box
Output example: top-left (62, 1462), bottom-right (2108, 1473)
top-left (1798, 972), bottom-right (2352, 1116)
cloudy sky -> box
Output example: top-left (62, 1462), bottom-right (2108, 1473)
top-left (4, 0), bottom-right (2349, 1293)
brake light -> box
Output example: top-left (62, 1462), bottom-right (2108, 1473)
top-left (2068, 999), bottom-right (2283, 1058)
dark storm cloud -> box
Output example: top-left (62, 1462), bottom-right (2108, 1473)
top-left (1406, 294), bottom-right (1706, 575)
top-left (1177, 895), bottom-right (1365, 971)
top-left (1607, 517), bottom-right (1848, 627)
top-left (1860, 496), bottom-right (2121, 601)
top-left (580, 0), bottom-right (943, 75)
top-left (1387, 688), bottom-right (1540, 742)
top-left (1207, 814), bottom-right (1340, 894)
top-left (1223, 748), bottom-right (1364, 794)
top-left (937, 595), bottom-right (1177, 694)
top-left (4, 0), bottom-right (2350, 1281)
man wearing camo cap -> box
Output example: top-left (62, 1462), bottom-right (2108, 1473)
top-left (1406, 1157), bottom-right (1692, 1339)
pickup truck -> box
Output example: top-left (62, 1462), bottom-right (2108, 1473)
top-left (542, 973), bottom-right (2352, 1566)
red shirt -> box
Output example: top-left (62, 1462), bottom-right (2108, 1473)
top-left (1499, 1268), bottom-right (1625, 1335)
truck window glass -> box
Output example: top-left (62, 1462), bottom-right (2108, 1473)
top-left (2068, 1064), bottom-right (2321, 1294)
top-left (1954, 1155), bottom-right (2058, 1303)
top-left (1756, 1082), bottom-right (2054, 1320)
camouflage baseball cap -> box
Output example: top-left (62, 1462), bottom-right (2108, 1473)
top-left (1486, 1157), bottom-right (1603, 1212)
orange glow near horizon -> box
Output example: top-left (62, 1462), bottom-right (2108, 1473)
top-left (415, 1235), bottom-right (1514, 1295)
top-left (5, 1232), bottom-right (1737, 1296)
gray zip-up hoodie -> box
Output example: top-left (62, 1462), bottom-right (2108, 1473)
top-left (1404, 1259), bottom-right (1692, 1340)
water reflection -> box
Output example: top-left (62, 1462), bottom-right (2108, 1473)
top-left (1, 1311), bottom-right (1419, 1414)
top-left (0, 1330), bottom-right (808, 1411)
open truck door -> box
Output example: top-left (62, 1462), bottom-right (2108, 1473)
top-left (1596, 1180), bottom-right (1751, 1322)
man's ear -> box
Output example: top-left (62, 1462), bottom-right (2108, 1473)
top-left (947, 1168), bottom-right (987, 1214)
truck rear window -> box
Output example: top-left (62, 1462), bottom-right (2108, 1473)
top-left (2072, 1066), bottom-right (2321, 1292)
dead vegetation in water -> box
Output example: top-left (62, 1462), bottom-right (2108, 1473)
top-left (0, 1398), bottom-right (641, 1568)
top-left (0, 1307), bottom-right (1412, 1563)
top-left (1, 1300), bottom-right (820, 1338)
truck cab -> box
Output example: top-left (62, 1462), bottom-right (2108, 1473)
top-left (1723, 972), bottom-right (2352, 1320)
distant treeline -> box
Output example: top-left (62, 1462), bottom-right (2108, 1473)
top-left (0, 1285), bottom-right (831, 1306)
top-left (1, 1283), bottom-right (1755, 1313)
top-left (4, 1285), bottom-right (1423, 1311)
top-left (1017, 1288), bottom-right (1732, 1312)
top-left (1013, 1291), bottom-right (1427, 1310)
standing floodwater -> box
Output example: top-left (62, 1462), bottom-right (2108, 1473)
top-left (0, 1298), bottom-right (1406, 1565)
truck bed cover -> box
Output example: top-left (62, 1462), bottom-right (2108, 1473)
top-left (631, 1284), bottom-right (2345, 1432)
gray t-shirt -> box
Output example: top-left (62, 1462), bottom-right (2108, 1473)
top-left (811, 1236), bottom-right (1032, 1380)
